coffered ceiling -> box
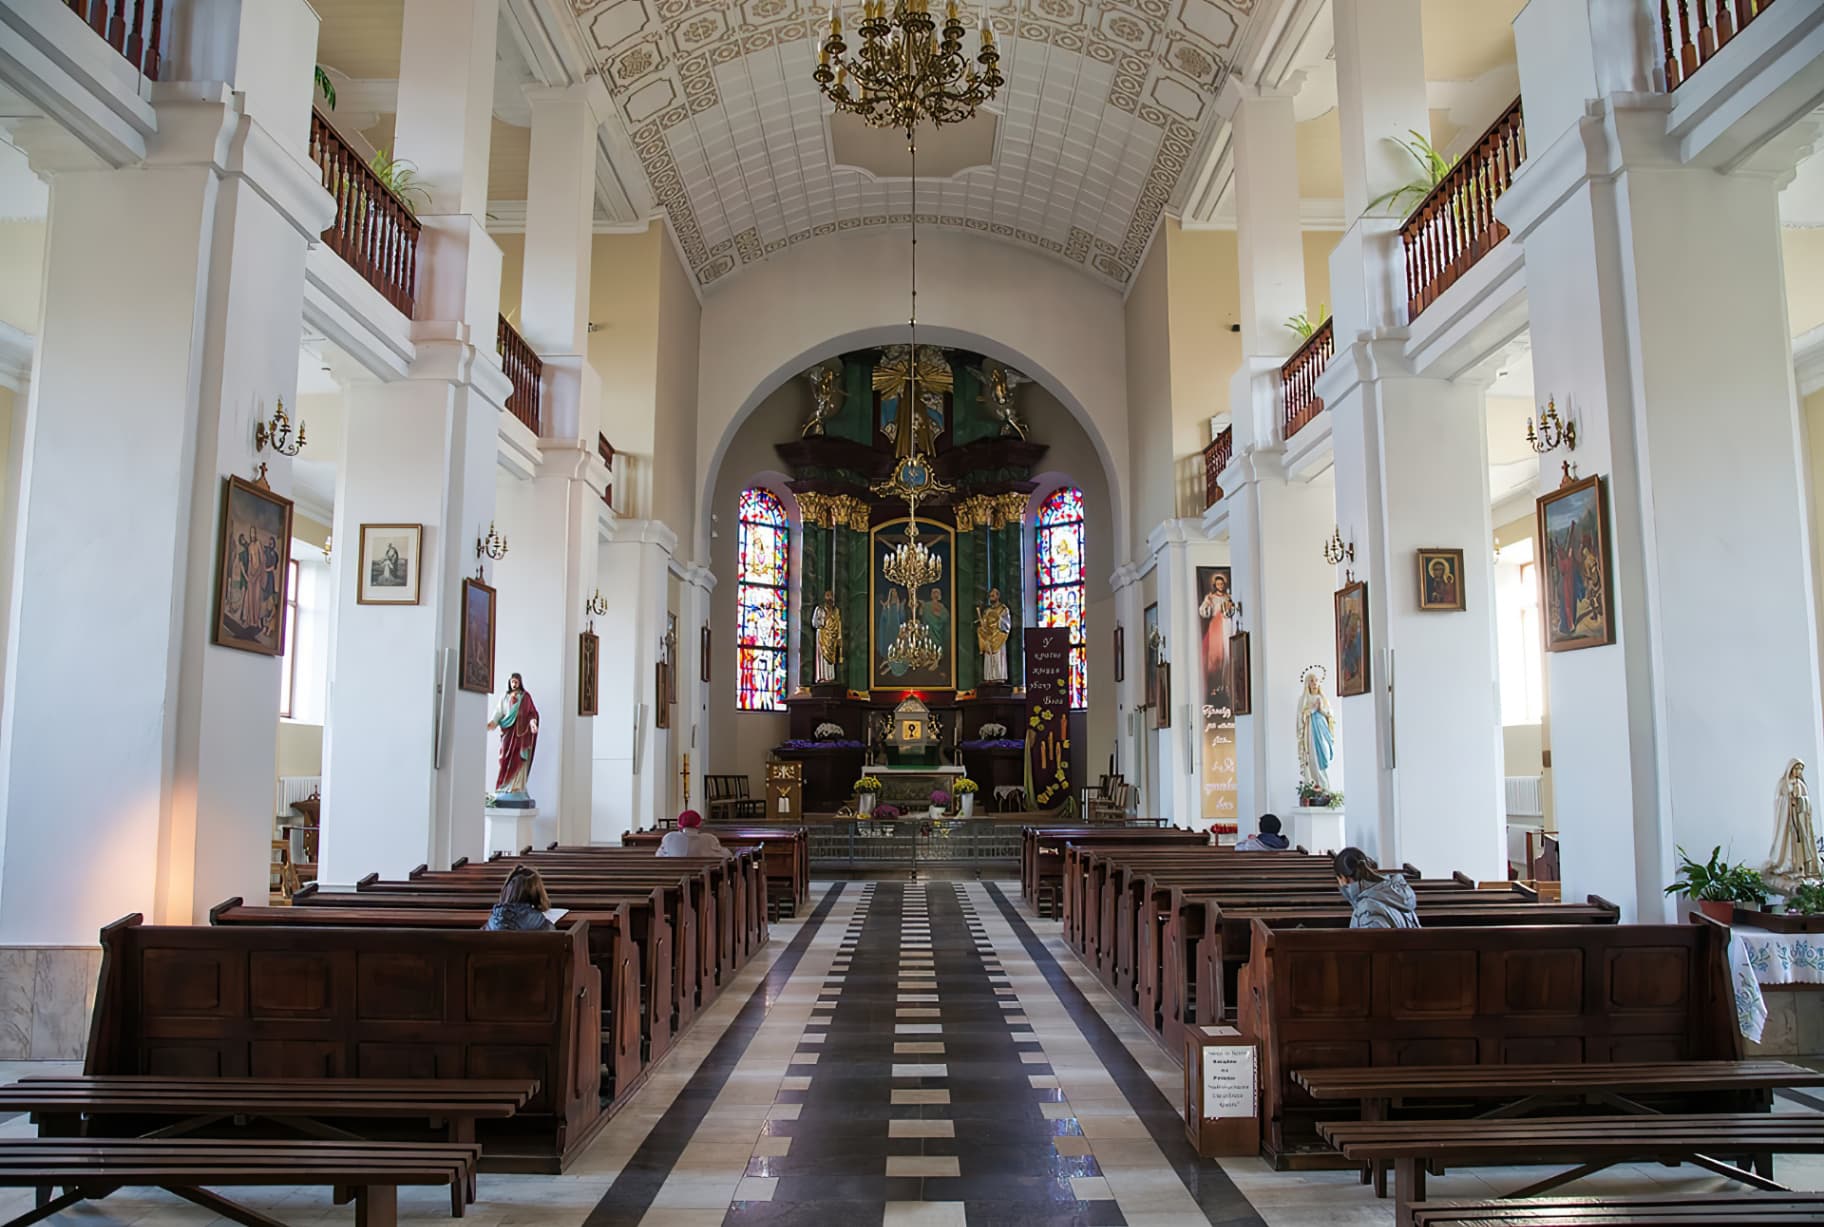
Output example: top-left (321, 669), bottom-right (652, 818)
top-left (571, 0), bottom-right (1257, 289)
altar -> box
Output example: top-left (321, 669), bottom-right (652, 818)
top-left (867, 763), bottom-right (966, 808)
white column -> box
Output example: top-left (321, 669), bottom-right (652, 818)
top-left (0, 0), bottom-right (332, 942)
top-left (676, 563), bottom-right (715, 815)
top-left (490, 82), bottom-right (610, 845)
top-left (1110, 564), bottom-right (1144, 785)
top-left (1218, 79), bottom-right (1341, 830)
top-left (1497, 3), bottom-right (1822, 917)
top-left (318, 0), bottom-right (506, 884)
top-left (1316, 0), bottom-right (1505, 878)
top-left (592, 521), bottom-right (676, 838)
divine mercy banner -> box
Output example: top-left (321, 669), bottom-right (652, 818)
top-left (1025, 627), bottom-right (1071, 809)
top-left (1196, 565), bottom-right (1238, 822)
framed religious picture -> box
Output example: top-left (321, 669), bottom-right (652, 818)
top-left (357, 523), bottom-right (423, 605)
top-left (578, 630), bottom-right (600, 717)
top-left (1416, 547), bottom-right (1465, 612)
top-left (655, 660), bottom-right (672, 729)
top-left (1113, 624), bottom-right (1125, 683)
top-left (1228, 631), bottom-right (1252, 716)
top-left (1143, 603), bottom-right (1160, 707)
top-left (700, 624), bottom-right (711, 684)
top-left (1536, 472), bottom-right (1614, 651)
top-left (1153, 662), bottom-right (1172, 728)
top-left (212, 474), bottom-right (295, 656)
top-left (1334, 581), bottom-right (1370, 697)
top-left (458, 577), bottom-right (496, 693)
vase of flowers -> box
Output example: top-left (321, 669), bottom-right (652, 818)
top-left (954, 778), bottom-right (978, 817)
top-left (929, 789), bottom-right (951, 820)
top-left (854, 775), bottom-right (882, 815)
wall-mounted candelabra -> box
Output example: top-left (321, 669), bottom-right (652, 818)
top-left (1526, 396), bottom-right (1577, 454)
top-left (476, 522), bottom-right (509, 562)
top-left (584, 588), bottom-right (608, 630)
top-left (1322, 525), bottom-right (1355, 567)
top-left (254, 398), bottom-right (306, 457)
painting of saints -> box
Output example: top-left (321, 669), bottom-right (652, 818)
top-left (1197, 567), bottom-right (1233, 705)
top-left (1417, 549), bottom-right (1465, 612)
top-left (459, 578), bottom-right (496, 692)
top-left (1334, 582), bottom-right (1370, 697)
top-left (877, 589), bottom-right (905, 660)
top-left (924, 587), bottom-right (949, 647)
top-left (212, 476), bottom-right (294, 656)
top-left (1536, 475), bottom-right (1613, 651)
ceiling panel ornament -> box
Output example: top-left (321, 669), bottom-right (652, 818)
top-left (571, 0), bottom-right (1252, 287)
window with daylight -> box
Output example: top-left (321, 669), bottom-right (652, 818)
top-left (1035, 486), bottom-right (1087, 710)
top-left (736, 488), bottom-right (790, 711)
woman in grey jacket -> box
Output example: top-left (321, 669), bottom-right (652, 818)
top-left (1333, 846), bottom-right (1419, 929)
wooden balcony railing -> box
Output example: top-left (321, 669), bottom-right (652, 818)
top-left (63, 0), bottom-right (163, 79)
top-left (598, 434), bottom-right (616, 510)
top-left (1202, 428), bottom-right (1234, 510)
top-left (498, 315), bottom-right (543, 435)
top-left (1281, 317), bottom-right (1334, 441)
top-left (1662, 0), bottom-right (1780, 88)
top-left (1400, 97), bottom-right (1526, 321)
top-left (309, 109), bottom-right (421, 316)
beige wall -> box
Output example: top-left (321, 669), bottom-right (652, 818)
top-left (1303, 230), bottom-right (1340, 324)
top-left (1786, 228), bottom-right (1824, 337)
top-left (653, 229), bottom-right (701, 548)
top-left (276, 720), bottom-right (323, 777)
top-left (1164, 224), bottom-right (1241, 443)
top-left (0, 220), bottom-right (45, 334)
top-left (1124, 234), bottom-right (1174, 558)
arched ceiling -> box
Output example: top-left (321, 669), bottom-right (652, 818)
top-left (573, 0), bottom-right (1257, 289)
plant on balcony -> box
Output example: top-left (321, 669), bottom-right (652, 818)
top-left (368, 148), bottom-right (431, 213)
top-left (1367, 130), bottom-right (1451, 216)
top-left (1286, 306), bottom-right (1327, 341)
top-left (314, 66), bottom-right (337, 110)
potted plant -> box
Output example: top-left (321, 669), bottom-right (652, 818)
top-left (1788, 881), bottom-right (1824, 915)
top-left (873, 803), bottom-right (900, 829)
top-left (1297, 781), bottom-right (1342, 809)
top-left (1664, 845), bottom-right (1769, 923)
top-left (928, 789), bottom-right (950, 820)
top-left (954, 777), bottom-right (978, 817)
top-left (854, 775), bottom-right (883, 815)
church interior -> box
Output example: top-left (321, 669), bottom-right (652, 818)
top-left (6, 0), bottom-right (1824, 1223)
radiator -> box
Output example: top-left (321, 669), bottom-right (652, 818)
top-left (1504, 774), bottom-right (1543, 819)
top-left (277, 775), bottom-right (321, 817)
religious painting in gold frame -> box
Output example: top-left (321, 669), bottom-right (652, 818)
top-left (1334, 581), bottom-right (1369, 698)
top-left (458, 577), bottom-right (495, 693)
top-left (578, 630), bottom-right (600, 717)
top-left (1417, 547), bottom-right (1466, 612)
top-left (655, 660), bottom-right (672, 729)
top-left (212, 475), bottom-right (295, 656)
top-left (1536, 473), bottom-right (1614, 652)
top-left (868, 515), bottom-right (957, 691)
top-left (1153, 662), bottom-right (1171, 729)
top-left (1228, 631), bottom-right (1252, 716)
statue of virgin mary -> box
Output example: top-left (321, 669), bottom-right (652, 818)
top-left (1767, 759), bottom-right (1821, 890)
top-left (1296, 669), bottom-right (1335, 794)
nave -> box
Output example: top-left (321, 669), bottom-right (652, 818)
top-left (9, 881), bottom-right (1824, 1227)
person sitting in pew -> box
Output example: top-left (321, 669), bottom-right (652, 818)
top-left (483, 865), bottom-right (555, 931)
top-left (1334, 846), bottom-right (1419, 929)
top-left (658, 810), bottom-right (730, 859)
top-left (1234, 813), bottom-right (1290, 851)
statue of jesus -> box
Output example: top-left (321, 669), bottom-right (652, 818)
top-left (812, 589), bottom-right (843, 684)
top-left (487, 673), bottom-right (540, 799)
top-left (976, 588), bottom-right (1012, 684)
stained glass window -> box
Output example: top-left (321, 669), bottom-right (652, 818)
top-left (1035, 486), bottom-right (1087, 710)
top-left (737, 488), bottom-right (790, 711)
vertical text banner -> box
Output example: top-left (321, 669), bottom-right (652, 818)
top-left (1025, 627), bottom-right (1071, 808)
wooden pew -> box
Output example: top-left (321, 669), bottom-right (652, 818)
top-left (1234, 918), bottom-right (1738, 1170)
top-left (0, 1137), bottom-right (478, 1227)
top-left (619, 827), bottom-right (808, 918)
top-left (296, 882), bottom-right (693, 1049)
top-left (210, 900), bottom-right (647, 1107)
top-left (1407, 1193), bottom-right (1824, 1225)
top-left (1018, 826), bottom-right (1208, 919)
top-left (86, 914), bottom-right (605, 1174)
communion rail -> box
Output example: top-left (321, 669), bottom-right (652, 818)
top-left (1401, 97), bottom-right (1526, 322)
top-left (1281, 318), bottom-right (1333, 441)
top-left (309, 110), bottom-right (421, 316)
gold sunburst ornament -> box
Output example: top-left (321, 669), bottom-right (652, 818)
top-left (814, 1), bottom-right (1003, 138)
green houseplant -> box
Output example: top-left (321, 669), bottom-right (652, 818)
top-left (1785, 881), bottom-right (1824, 916)
top-left (1664, 845), bottom-right (1769, 923)
top-left (1286, 306), bottom-right (1328, 342)
top-left (1368, 130), bottom-right (1451, 217)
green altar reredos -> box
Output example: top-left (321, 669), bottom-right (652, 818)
top-left (781, 345), bottom-right (1045, 697)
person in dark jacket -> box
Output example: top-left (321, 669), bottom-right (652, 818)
top-left (484, 864), bottom-right (554, 931)
top-left (1235, 813), bottom-right (1290, 851)
top-left (1333, 846), bottom-right (1419, 929)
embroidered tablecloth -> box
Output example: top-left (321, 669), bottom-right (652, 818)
top-left (1727, 926), bottom-right (1824, 1041)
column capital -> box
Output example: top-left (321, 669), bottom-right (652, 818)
top-left (1495, 94), bottom-right (1675, 244)
top-left (139, 91), bottom-right (335, 241)
top-left (522, 80), bottom-right (614, 129)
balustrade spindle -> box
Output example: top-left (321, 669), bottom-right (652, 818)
top-left (1400, 97), bottom-right (1526, 321)
top-left (1202, 428), bottom-right (1233, 510)
top-left (1663, 0), bottom-right (1777, 88)
top-left (1280, 318), bottom-right (1334, 441)
top-left (309, 110), bottom-right (421, 316)
top-left (498, 315), bottom-right (544, 436)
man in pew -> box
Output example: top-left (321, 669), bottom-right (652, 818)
top-left (659, 810), bottom-right (730, 859)
top-left (1335, 846), bottom-right (1418, 928)
top-left (1234, 813), bottom-right (1289, 851)
top-left (484, 864), bottom-right (556, 930)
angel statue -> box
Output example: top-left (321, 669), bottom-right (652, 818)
top-left (1767, 759), bottom-right (1821, 890)
top-left (980, 360), bottom-right (1030, 439)
top-left (800, 364), bottom-right (845, 438)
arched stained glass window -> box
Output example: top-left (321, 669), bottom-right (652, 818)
top-left (737, 488), bottom-right (790, 712)
top-left (1035, 486), bottom-right (1087, 710)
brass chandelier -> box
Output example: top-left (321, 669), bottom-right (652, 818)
top-left (814, 1), bottom-right (1003, 137)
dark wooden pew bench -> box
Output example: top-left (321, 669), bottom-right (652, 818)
top-left (1407, 1192), bottom-right (1824, 1225)
top-left (0, 1137), bottom-right (478, 1227)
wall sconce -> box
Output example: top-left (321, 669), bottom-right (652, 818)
top-left (476, 522), bottom-right (509, 562)
top-left (322, 534), bottom-right (333, 560)
top-left (584, 588), bottom-right (608, 629)
top-left (1148, 627), bottom-right (1167, 662)
top-left (1526, 396), bottom-right (1577, 454)
top-left (1229, 599), bottom-right (1245, 630)
top-left (254, 398), bottom-right (306, 457)
top-left (1322, 525), bottom-right (1355, 567)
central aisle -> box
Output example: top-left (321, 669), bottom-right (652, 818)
top-left (584, 880), bottom-right (1271, 1227)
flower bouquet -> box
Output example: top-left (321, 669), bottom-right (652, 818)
top-left (953, 777), bottom-right (978, 816)
top-left (929, 788), bottom-right (951, 820)
top-left (854, 774), bottom-right (883, 814)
